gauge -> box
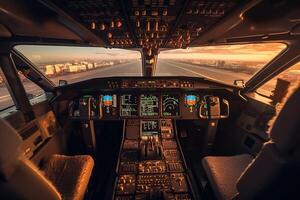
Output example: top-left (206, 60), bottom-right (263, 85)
top-left (102, 95), bottom-right (113, 107)
top-left (162, 94), bottom-right (180, 116)
top-left (100, 94), bottom-right (117, 116)
top-left (120, 94), bottom-right (138, 117)
top-left (185, 95), bottom-right (197, 106)
top-left (140, 94), bottom-right (159, 116)
top-left (184, 94), bottom-right (199, 112)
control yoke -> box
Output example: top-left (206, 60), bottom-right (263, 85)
top-left (199, 95), bottom-right (229, 119)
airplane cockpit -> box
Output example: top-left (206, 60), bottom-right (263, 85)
top-left (0, 0), bottom-right (300, 200)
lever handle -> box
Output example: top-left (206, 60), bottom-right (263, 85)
top-left (220, 99), bottom-right (230, 119)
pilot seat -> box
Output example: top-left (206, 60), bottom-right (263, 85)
top-left (201, 86), bottom-right (300, 200)
top-left (0, 119), bottom-right (94, 200)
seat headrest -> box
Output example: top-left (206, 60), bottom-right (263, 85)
top-left (271, 86), bottom-right (300, 153)
top-left (0, 119), bottom-right (22, 180)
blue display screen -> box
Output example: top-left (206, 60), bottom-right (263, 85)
top-left (103, 95), bottom-right (113, 106)
top-left (185, 95), bottom-right (197, 106)
top-left (103, 95), bottom-right (112, 101)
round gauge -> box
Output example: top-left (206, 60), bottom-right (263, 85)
top-left (162, 95), bottom-right (180, 116)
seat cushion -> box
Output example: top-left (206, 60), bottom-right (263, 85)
top-left (42, 155), bottom-right (94, 200)
top-left (202, 154), bottom-right (253, 200)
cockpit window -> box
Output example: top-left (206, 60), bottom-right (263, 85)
top-left (14, 45), bottom-right (142, 85)
top-left (156, 43), bottom-right (286, 85)
top-left (14, 43), bottom-right (286, 87)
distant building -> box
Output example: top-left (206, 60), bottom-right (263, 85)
top-left (45, 65), bottom-right (55, 76)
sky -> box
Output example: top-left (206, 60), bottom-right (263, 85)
top-left (159, 43), bottom-right (287, 62)
top-left (15, 45), bottom-right (141, 64)
top-left (15, 43), bottom-right (288, 65)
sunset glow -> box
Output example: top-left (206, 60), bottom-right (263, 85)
top-left (159, 43), bottom-right (286, 62)
top-left (15, 45), bottom-right (141, 64)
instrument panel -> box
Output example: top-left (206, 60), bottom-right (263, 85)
top-left (120, 79), bottom-right (194, 89)
top-left (69, 93), bottom-right (229, 120)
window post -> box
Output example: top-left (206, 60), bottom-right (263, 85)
top-left (0, 53), bottom-right (35, 121)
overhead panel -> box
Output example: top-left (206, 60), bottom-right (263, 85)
top-left (167, 0), bottom-right (236, 48)
top-left (51, 0), bottom-right (133, 48)
top-left (124, 0), bottom-right (185, 50)
top-left (49, 0), bottom-right (244, 49)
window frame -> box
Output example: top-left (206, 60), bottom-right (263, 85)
top-left (0, 66), bottom-right (17, 112)
top-left (256, 59), bottom-right (300, 99)
top-left (9, 50), bottom-right (58, 107)
top-left (11, 50), bottom-right (56, 92)
top-left (243, 40), bottom-right (300, 93)
top-left (0, 53), bottom-right (35, 121)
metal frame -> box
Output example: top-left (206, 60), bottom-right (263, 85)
top-left (0, 51), bottom-right (35, 121)
top-left (243, 38), bottom-right (300, 93)
top-left (11, 50), bottom-right (56, 92)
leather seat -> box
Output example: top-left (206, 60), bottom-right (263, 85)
top-left (0, 118), bottom-right (94, 200)
top-left (202, 154), bottom-right (253, 200)
top-left (42, 154), bottom-right (94, 200)
top-left (202, 85), bottom-right (300, 200)
top-left (0, 119), bottom-right (61, 200)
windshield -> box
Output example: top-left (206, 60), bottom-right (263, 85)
top-left (156, 43), bottom-right (286, 85)
top-left (15, 45), bottom-right (142, 85)
top-left (15, 43), bottom-right (286, 86)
